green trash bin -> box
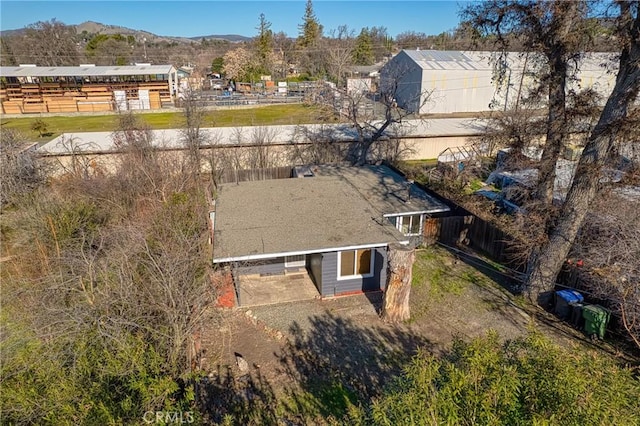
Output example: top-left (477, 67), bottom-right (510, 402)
top-left (582, 305), bottom-right (610, 340)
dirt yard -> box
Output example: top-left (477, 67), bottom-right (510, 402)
top-left (196, 245), bottom-right (608, 424)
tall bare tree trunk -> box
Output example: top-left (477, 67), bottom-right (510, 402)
top-left (381, 244), bottom-right (416, 323)
top-left (536, 54), bottom-right (569, 204)
top-left (526, 4), bottom-right (640, 302)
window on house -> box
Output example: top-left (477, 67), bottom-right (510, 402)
top-left (338, 249), bottom-right (373, 279)
top-left (396, 214), bottom-right (422, 235)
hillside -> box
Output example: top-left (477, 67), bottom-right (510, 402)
top-left (0, 20), bottom-right (249, 43)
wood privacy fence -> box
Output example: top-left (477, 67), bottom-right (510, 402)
top-left (383, 163), bottom-right (521, 268)
top-left (216, 166), bottom-right (293, 184)
top-left (425, 214), bottom-right (520, 267)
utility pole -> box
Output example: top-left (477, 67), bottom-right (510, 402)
top-left (143, 37), bottom-right (147, 61)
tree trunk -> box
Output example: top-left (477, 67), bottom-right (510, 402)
top-left (381, 244), bottom-right (416, 323)
top-left (526, 7), bottom-right (640, 302)
top-left (536, 53), bottom-right (568, 205)
top-left (536, 1), bottom-right (581, 204)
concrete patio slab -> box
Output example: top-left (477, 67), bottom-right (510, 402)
top-left (238, 271), bottom-right (320, 307)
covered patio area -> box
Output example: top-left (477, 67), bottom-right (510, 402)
top-left (236, 270), bottom-right (320, 307)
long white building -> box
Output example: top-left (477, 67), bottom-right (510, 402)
top-left (380, 50), bottom-right (618, 115)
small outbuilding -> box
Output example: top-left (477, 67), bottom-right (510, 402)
top-left (211, 164), bottom-right (450, 306)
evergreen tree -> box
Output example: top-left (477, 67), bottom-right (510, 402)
top-left (256, 13), bottom-right (273, 59)
top-left (211, 57), bottom-right (224, 75)
top-left (298, 0), bottom-right (322, 47)
top-left (353, 27), bottom-right (375, 65)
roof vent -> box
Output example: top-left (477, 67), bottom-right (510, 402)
top-left (406, 179), bottom-right (414, 201)
top-left (19, 64), bottom-right (37, 67)
top-left (79, 64), bottom-right (96, 67)
top-left (294, 165), bottom-right (315, 178)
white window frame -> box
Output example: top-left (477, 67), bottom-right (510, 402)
top-left (337, 249), bottom-right (375, 280)
top-left (396, 214), bottom-right (423, 236)
top-left (285, 255), bottom-right (306, 268)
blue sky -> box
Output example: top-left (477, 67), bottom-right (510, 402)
top-left (0, 1), bottom-right (468, 38)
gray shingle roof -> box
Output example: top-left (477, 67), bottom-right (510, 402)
top-left (312, 164), bottom-right (450, 216)
top-left (212, 175), bottom-right (405, 262)
top-left (212, 165), bottom-right (450, 262)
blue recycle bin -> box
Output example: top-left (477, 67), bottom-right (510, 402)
top-left (554, 290), bottom-right (584, 320)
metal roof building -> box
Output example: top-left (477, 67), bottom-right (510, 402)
top-left (38, 118), bottom-right (489, 155)
top-left (380, 50), bottom-right (497, 115)
top-left (381, 49), bottom-right (619, 115)
top-left (0, 64), bottom-right (176, 78)
top-left (0, 64), bottom-right (178, 114)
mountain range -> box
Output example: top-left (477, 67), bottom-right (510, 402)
top-left (0, 20), bottom-right (251, 43)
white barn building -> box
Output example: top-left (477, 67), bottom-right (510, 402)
top-left (381, 50), bottom-right (618, 115)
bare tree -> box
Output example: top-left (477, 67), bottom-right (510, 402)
top-left (0, 130), bottom-right (45, 207)
top-left (13, 19), bottom-right (80, 66)
top-left (395, 31), bottom-right (431, 50)
top-left (111, 112), bottom-right (192, 203)
top-left (180, 87), bottom-right (209, 178)
top-left (248, 125), bottom-right (280, 169)
top-left (48, 135), bottom-right (101, 179)
top-left (342, 62), bottom-right (430, 165)
top-left (524, 1), bottom-right (640, 302)
top-left (465, 1), bottom-right (595, 205)
top-left (203, 130), bottom-right (227, 190)
top-left (571, 189), bottom-right (640, 348)
top-left (324, 25), bottom-right (356, 87)
top-left (462, 1), bottom-right (640, 303)
top-left (289, 124), bottom-right (348, 165)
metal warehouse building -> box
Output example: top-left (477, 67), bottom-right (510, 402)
top-left (381, 50), bottom-right (618, 115)
top-left (0, 64), bottom-right (178, 114)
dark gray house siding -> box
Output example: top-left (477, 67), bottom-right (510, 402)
top-left (319, 247), bottom-right (387, 297)
top-left (308, 253), bottom-right (323, 293)
top-left (233, 247), bottom-right (388, 298)
top-left (235, 255), bottom-right (309, 276)
top-left (236, 257), bottom-right (285, 276)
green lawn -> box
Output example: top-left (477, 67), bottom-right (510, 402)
top-left (1, 104), bottom-right (324, 142)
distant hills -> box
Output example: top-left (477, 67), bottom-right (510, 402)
top-left (0, 20), bottom-right (251, 43)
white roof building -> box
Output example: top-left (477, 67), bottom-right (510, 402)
top-left (381, 50), bottom-right (619, 115)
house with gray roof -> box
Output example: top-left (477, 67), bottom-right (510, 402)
top-left (212, 164), bottom-right (450, 304)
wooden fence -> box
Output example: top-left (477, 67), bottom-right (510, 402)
top-left (424, 214), bottom-right (521, 267)
top-left (216, 166), bottom-right (293, 184)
